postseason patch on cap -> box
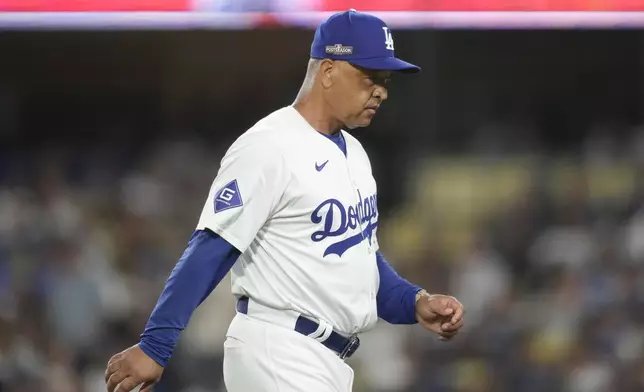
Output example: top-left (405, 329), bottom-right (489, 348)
top-left (325, 44), bottom-right (353, 55)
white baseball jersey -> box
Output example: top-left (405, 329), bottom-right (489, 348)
top-left (196, 105), bottom-right (380, 335)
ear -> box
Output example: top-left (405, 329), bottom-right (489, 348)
top-left (319, 59), bottom-right (335, 89)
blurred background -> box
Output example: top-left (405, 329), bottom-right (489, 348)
top-left (2, 3), bottom-right (644, 392)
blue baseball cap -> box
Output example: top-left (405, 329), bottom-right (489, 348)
top-left (310, 9), bottom-right (420, 74)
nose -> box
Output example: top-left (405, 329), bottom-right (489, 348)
top-left (374, 85), bottom-right (388, 102)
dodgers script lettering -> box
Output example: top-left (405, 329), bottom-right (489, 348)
top-left (310, 190), bottom-right (378, 257)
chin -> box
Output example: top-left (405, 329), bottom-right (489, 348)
top-left (347, 119), bottom-right (373, 129)
top-left (345, 123), bottom-right (367, 130)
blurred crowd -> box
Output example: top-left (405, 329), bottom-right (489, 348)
top-left (1, 118), bottom-right (644, 392)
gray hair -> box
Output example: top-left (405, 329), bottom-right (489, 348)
top-left (301, 58), bottom-right (323, 92)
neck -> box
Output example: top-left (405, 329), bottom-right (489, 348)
top-left (293, 89), bottom-right (343, 136)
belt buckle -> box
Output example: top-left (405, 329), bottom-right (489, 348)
top-left (338, 335), bottom-right (360, 359)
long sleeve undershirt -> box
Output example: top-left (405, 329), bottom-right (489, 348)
top-left (138, 230), bottom-right (420, 367)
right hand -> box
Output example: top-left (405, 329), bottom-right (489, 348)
top-left (105, 344), bottom-right (164, 392)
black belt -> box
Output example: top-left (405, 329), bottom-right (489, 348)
top-left (236, 296), bottom-right (360, 359)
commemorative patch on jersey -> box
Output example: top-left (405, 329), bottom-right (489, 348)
top-left (214, 179), bottom-right (243, 213)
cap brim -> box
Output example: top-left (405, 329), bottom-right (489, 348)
top-left (348, 56), bottom-right (421, 74)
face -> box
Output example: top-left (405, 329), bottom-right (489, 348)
top-left (320, 60), bottom-right (391, 129)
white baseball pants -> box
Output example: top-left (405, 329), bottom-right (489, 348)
top-left (223, 312), bottom-right (355, 392)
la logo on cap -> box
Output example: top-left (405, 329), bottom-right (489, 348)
top-left (382, 27), bottom-right (394, 51)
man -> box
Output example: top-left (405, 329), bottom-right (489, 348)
top-left (105, 9), bottom-right (464, 392)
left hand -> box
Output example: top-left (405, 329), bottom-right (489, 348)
top-left (415, 293), bottom-right (464, 341)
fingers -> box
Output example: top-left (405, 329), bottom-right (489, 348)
top-left (439, 331), bottom-right (458, 341)
top-left (427, 295), bottom-right (454, 316)
top-left (426, 295), bottom-right (454, 317)
top-left (429, 296), bottom-right (465, 323)
top-left (107, 372), bottom-right (128, 392)
top-left (450, 301), bottom-right (464, 325)
top-left (107, 353), bottom-right (121, 367)
top-left (140, 381), bottom-right (157, 392)
top-left (438, 318), bottom-right (464, 341)
top-left (105, 357), bottom-right (121, 384)
top-left (139, 382), bottom-right (155, 392)
top-left (442, 317), bottom-right (464, 333)
top-left (115, 377), bottom-right (140, 392)
top-left (440, 327), bottom-right (460, 337)
top-left (438, 329), bottom-right (458, 340)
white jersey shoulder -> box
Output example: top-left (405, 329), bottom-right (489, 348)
top-left (195, 107), bottom-right (293, 251)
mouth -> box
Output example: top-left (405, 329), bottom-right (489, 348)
top-left (365, 106), bottom-right (379, 115)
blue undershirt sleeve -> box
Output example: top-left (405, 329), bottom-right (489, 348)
top-left (375, 250), bottom-right (422, 325)
top-left (138, 229), bottom-right (241, 367)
